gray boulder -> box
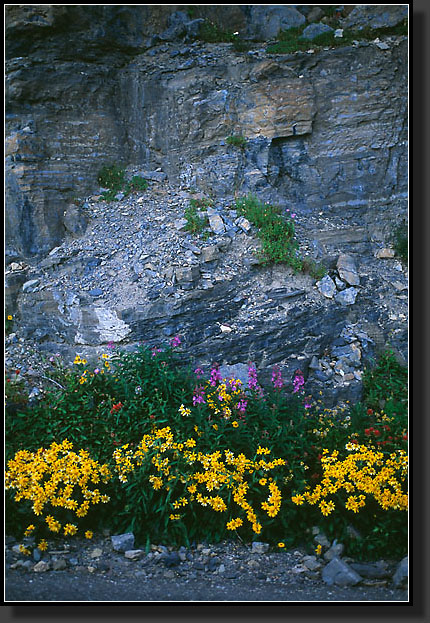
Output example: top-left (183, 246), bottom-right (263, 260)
top-left (322, 557), bottom-right (363, 587)
top-left (301, 23), bottom-right (334, 41)
top-left (317, 274), bottom-right (336, 299)
top-left (392, 556), bottom-right (408, 588)
top-left (337, 253), bottom-right (360, 286)
top-left (341, 6), bottom-right (408, 31)
top-left (247, 6), bottom-right (305, 40)
top-left (335, 287), bottom-right (358, 306)
top-left (111, 533), bottom-right (135, 553)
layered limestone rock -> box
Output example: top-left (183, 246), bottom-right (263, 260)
top-left (5, 5), bottom-right (408, 260)
top-left (5, 6), bottom-right (408, 406)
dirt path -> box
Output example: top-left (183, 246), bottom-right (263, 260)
top-left (5, 566), bottom-right (407, 603)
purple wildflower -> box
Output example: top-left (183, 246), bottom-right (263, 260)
top-left (107, 341), bottom-right (115, 349)
top-left (192, 385), bottom-right (206, 406)
top-left (194, 367), bottom-right (204, 379)
top-left (209, 364), bottom-right (222, 387)
top-left (248, 364), bottom-right (264, 397)
top-left (293, 369), bottom-right (305, 394)
top-left (170, 335), bottom-right (181, 348)
top-left (248, 365), bottom-right (258, 390)
top-left (236, 400), bottom-right (248, 414)
top-left (271, 365), bottom-right (283, 390)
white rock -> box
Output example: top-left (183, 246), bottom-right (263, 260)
top-left (375, 247), bottom-right (395, 259)
top-left (208, 214), bottom-right (226, 235)
top-left (33, 561), bottom-right (50, 573)
top-left (124, 549), bottom-right (144, 560)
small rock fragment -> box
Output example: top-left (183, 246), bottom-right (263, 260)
top-left (33, 560), bottom-right (51, 573)
top-left (111, 533), bottom-right (135, 553)
top-left (251, 542), bottom-right (270, 554)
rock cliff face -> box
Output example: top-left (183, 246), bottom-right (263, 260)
top-left (5, 5), bottom-right (408, 260)
top-left (5, 5), bottom-right (408, 405)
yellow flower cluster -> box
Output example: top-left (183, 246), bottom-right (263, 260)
top-left (113, 425), bottom-right (286, 535)
top-left (292, 445), bottom-right (408, 516)
top-left (261, 481), bottom-right (282, 517)
top-left (5, 439), bottom-right (113, 537)
top-left (205, 378), bottom-right (243, 420)
top-left (226, 517), bottom-right (243, 530)
top-left (178, 404), bottom-right (191, 417)
top-left (73, 355), bottom-right (87, 365)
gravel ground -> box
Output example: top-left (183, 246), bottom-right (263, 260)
top-left (5, 535), bottom-right (408, 603)
top-left (4, 569), bottom-right (407, 602)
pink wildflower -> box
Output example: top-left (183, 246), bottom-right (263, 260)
top-left (271, 365), bottom-right (283, 390)
top-left (293, 369), bottom-right (305, 393)
top-left (209, 364), bottom-right (222, 387)
top-left (170, 335), bottom-right (181, 348)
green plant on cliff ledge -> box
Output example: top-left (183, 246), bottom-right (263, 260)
top-left (97, 164), bottom-right (126, 193)
top-left (97, 165), bottom-right (148, 202)
top-left (267, 19), bottom-right (408, 55)
top-left (226, 135), bottom-right (247, 149)
top-left (235, 194), bottom-right (326, 277)
top-left (125, 175), bottom-right (148, 194)
top-left (390, 219), bottom-right (408, 265)
top-left (197, 19), bottom-right (237, 44)
top-left (184, 201), bottom-right (209, 236)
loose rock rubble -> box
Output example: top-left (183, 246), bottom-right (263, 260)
top-left (5, 174), bottom-right (408, 410)
top-left (5, 529), bottom-right (408, 602)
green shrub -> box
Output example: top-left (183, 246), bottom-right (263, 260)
top-left (97, 165), bottom-right (148, 202)
top-left (197, 20), bottom-right (236, 43)
top-left (301, 257), bottom-right (327, 280)
top-left (226, 135), bottom-right (247, 149)
top-left (390, 219), bottom-right (408, 265)
top-left (184, 201), bottom-right (210, 235)
top-left (267, 19), bottom-right (408, 55)
top-left (125, 175), bottom-right (148, 194)
top-left (231, 37), bottom-right (252, 52)
top-left (235, 194), bottom-right (303, 270)
top-left (362, 349), bottom-right (408, 415)
top-left (97, 164), bottom-right (126, 192)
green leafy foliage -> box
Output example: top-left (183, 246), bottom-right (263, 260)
top-left (97, 164), bottom-right (126, 192)
top-left (184, 200), bottom-right (210, 235)
top-left (5, 342), bottom-right (408, 559)
top-left (197, 20), bottom-right (236, 44)
top-left (362, 349), bottom-right (408, 415)
top-left (267, 19), bottom-right (408, 55)
top-left (234, 194), bottom-right (301, 270)
top-left (390, 219), bottom-right (408, 265)
top-left (226, 135), bottom-right (247, 149)
top-left (97, 165), bottom-right (148, 202)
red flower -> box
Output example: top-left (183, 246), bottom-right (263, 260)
top-left (373, 429), bottom-right (380, 437)
top-left (367, 408), bottom-right (373, 415)
top-left (110, 402), bottom-right (123, 414)
top-left (403, 433), bottom-right (408, 440)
